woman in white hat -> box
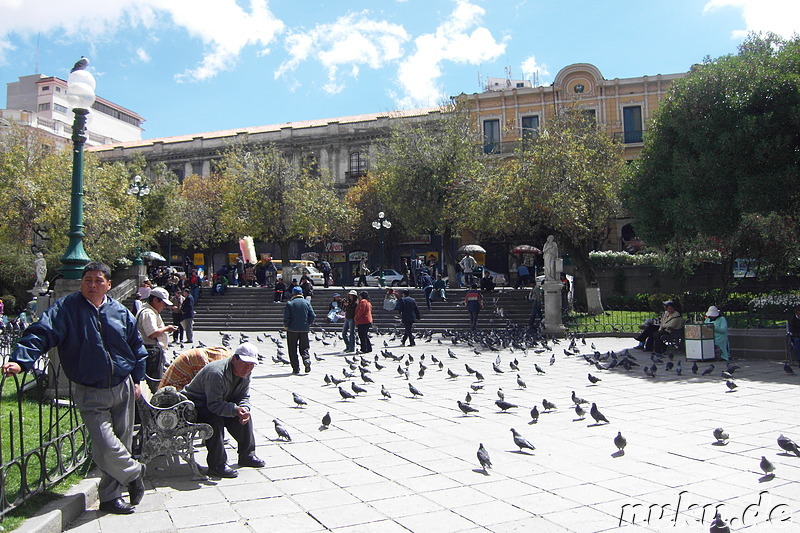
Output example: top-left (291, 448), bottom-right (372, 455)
top-left (704, 305), bottom-right (729, 361)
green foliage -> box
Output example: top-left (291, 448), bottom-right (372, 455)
top-left (589, 250), bottom-right (662, 267)
top-left (624, 33), bottom-right (800, 279)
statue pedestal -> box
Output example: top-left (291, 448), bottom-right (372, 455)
top-left (586, 286), bottom-right (604, 315)
top-left (542, 280), bottom-right (566, 336)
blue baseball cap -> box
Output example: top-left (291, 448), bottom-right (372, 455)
top-left (292, 286), bottom-right (303, 294)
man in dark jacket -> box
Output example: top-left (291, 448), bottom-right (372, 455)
top-left (183, 343), bottom-right (265, 478)
top-left (283, 286), bottom-right (316, 374)
top-left (180, 287), bottom-right (195, 344)
top-left (2, 262), bottom-right (148, 515)
top-left (395, 289), bottom-right (421, 346)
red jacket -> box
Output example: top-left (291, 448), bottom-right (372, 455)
top-left (355, 299), bottom-right (373, 325)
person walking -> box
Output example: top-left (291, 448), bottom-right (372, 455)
top-left (396, 289), bottom-right (421, 346)
top-left (283, 286), bottom-right (316, 374)
top-left (180, 287), bottom-right (195, 344)
top-left (464, 283), bottom-right (483, 331)
top-left (459, 253), bottom-right (478, 286)
top-left (355, 291), bottom-right (373, 353)
top-left (2, 262), bottom-right (148, 515)
top-left (341, 290), bottom-right (358, 353)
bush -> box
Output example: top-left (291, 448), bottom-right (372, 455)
top-left (0, 294), bottom-right (16, 313)
top-left (589, 250), bottom-right (661, 267)
top-left (603, 293), bottom-right (651, 311)
top-left (748, 292), bottom-right (800, 316)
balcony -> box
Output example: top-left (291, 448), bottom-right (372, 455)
top-left (480, 141), bottom-right (520, 155)
top-left (613, 130), bottom-right (645, 144)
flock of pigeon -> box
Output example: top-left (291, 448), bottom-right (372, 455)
top-left (194, 324), bottom-right (798, 529)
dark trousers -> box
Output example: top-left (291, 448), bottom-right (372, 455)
top-left (635, 324), bottom-right (659, 350)
top-left (196, 407), bottom-right (256, 468)
top-left (402, 320), bottom-right (415, 345)
top-left (287, 330), bottom-right (311, 372)
top-left (357, 323), bottom-right (372, 353)
top-left (469, 309), bottom-right (479, 330)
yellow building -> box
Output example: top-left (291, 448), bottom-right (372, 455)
top-left (457, 63), bottom-right (687, 162)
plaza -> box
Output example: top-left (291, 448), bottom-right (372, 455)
top-left (55, 328), bottom-right (799, 533)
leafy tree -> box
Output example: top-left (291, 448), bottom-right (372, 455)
top-left (477, 109), bottom-right (626, 306)
top-left (177, 174), bottom-right (235, 272)
top-left (216, 143), bottom-right (346, 270)
top-left (623, 33), bottom-right (800, 283)
top-left (372, 103), bottom-right (484, 280)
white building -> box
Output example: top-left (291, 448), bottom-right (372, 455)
top-left (2, 74), bottom-right (144, 147)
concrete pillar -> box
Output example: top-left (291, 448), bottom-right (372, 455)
top-left (542, 280), bottom-right (566, 336)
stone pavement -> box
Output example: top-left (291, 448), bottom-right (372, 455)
top-left (64, 328), bottom-right (800, 532)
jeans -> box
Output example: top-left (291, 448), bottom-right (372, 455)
top-left (342, 318), bottom-right (356, 351)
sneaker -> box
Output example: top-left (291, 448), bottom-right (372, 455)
top-left (304, 363), bottom-right (311, 373)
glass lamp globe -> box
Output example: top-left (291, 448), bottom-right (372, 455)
top-left (66, 70), bottom-right (96, 110)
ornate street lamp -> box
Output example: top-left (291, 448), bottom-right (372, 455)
top-left (127, 175), bottom-right (150, 265)
top-left (59, 57), bottom-right (96, 279)
top-left (159, 226), bottom-right (179, 270)
top-left (371, 211), bottom-right (392, 287)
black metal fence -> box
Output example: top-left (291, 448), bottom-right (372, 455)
top-left (0, 325), bottom-right (89, 520)
top-left (565, 291), bottom-right (799, 334)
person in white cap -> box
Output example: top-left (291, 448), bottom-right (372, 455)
top-left (703, 305), bottom-right (729, 361)
top-left (183, 342), bottom-right (265, 478)
top-left (136, 287), bottom-right (178, 387)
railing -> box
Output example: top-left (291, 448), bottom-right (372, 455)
top-left (0, 326), bottom-right (89, 520)
top-left (565, 290), bottom-right (798, 334)
top-left (612, 130), bottom-right (645, 144)
top-left (479, 141), bottom-right (520, 155)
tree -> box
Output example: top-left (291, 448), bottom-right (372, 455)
top-left (623, 33), bottom-right (800, 282)
top-left (476, 109), bottom-right (626, 308)
top-left (372, 103), bottom-right (484, 280)
top-left (176, 174), bottom-right (234, 273)
top-left (216, 143), bottom-right (346, 271)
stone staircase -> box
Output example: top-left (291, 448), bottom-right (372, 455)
top-left (189, 286), bottom-right (536, 332)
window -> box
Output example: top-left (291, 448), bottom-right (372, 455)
top-left (41, 86), bottom-right (50, 92)
top-left (54, 103), bottom-right (68, 114)
top-left (521, 116), bottom-right (539, 141)
top-left (347, 151), bottom-right (367, 179)
top-left (56, 87), bottom-right (61, 92)
top-left (483, 119), bottom-right (500, 154)
top-left (623, 105), bottom-right (643, 143)
top-left (38, 103), bottom-right (50, 112)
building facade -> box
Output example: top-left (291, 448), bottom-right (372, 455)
top-left (3, 74), bottom-right (145, 147)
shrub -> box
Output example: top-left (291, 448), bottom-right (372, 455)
top-left (0, 294), bottom-right (16, 313)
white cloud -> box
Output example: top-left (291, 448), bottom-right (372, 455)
top-left (0, 0), bottom-right (284, 79)
top-left (135, 47), bottom-right (150, 63)
top-left (704, 0), bottom-right (800, 39)
top-left (275, 11), bottom-right (409, 92)
top-left (520, 55), bottom-right (549, 85)
top-left (393, 0), bottom-right (506, 108)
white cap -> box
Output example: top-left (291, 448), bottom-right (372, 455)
top-left (149, 287), bottom-right (173, 306)
top-left (234, 342), bottom-right (260, 364)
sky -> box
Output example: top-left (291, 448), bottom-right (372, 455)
top-left (1, 0), bottom-right (798, 141)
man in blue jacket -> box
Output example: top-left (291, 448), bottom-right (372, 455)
top-left (283, 286), bottom-right (316, 374)
top-left (395, 289), bottom-right (421, 346)
top-left (1, 262), bottom-right (148, 515)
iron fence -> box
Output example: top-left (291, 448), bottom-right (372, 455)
top-left (565, 291), bottom-right (798, 334)
top-left (0, 325), bottom-right (89, 520)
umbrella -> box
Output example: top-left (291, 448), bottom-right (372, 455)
top-left (511, 244), bottom-right (542, 254)
top-left (141, 251), bottom-right (166, 261)
top-left (458, 244), bottom-right (486, 254)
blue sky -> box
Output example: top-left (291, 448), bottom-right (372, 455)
top-left (1, 0), bottom-right (798, 140)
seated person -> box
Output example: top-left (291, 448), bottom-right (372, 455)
top-left (183, 343), bottom-right (265, 478)
top-left (432, 274), bottom-right (447, 301)
top-left (515, 264), bottom-right (532, 288)
top-left (328, 293), bottom-right (344, 322)
top-left (273, 277), bottom-right (286, 302)
top-left (158, 346), bottom-right (230, 391)
top-left (788, 306), bottom-right (800, 364)
top-left (704, 305), bottom-right (729, 361)
top-left (480, 270), bottom-right (495, 293)
top-left (634, 300), bottom-right (685, 353)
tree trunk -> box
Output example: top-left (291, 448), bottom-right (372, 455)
top-left (564, 239), bottom-right (602, 314)
top-left (441, 226), bottom-right (456, 287)
top-left (279, 241), bottom-right (292, 281)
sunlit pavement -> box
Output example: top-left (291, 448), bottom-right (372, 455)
top-left (65, 328), bottom-right (800, 533)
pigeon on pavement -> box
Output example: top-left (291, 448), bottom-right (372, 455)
top-left (339, 386), bottom-right (356, 400)
top-left (321, 412), bottom-right (331, 429)
top-left (408, 383), bottom-right (424, 398)
top-left (381, 384), bottom-right (392, 399)
top-left (530, 405), bottom-right (539, 423)
top-left (760, 455), bottom-right (776, 476)
top-left (273, 419), bottom-right (291, 441)
top-left (510, 428), bottom-right (535, 452)
top-left (574, 404), bottom-right (586, 420)
top-left (571, 391), bottom-right (588, 405)
top-left (495, 400), bottom-right (518, 412)
top-left (457, 400), bottom-right (480, 415)
top-left (713, 427), bottom-right (729, 445)
top-left (292, 392), bottom-right (307, 407)
top-left (517, 375), bottom-right (527, 389)
top-left (351, 382), bottom-right (368, 394)
top-left (542, 399), bottom-right (557, 411)
top-left (590, 403), bottom-right (609, 424)
top-left (587, 373), bottom-right (601, 385)
top-left (709, 512), bottom-right (731, 533)
top-left (477, 443), bottom-right (492, 472)
top-left (777, 434), bottom-right (800, 457)
top-left (614, 431), bottom-right (627, 454)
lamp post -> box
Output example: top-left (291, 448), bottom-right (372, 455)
top-left (371, 211), bottom-right (392, 287)
top-left (159, 226), bottom-right (179, 271)
top-left (126, 175), bottom-right (150, 265)
top-left (59, 58), bottom-right (96, 279)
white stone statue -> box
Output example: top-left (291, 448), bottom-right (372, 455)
top-left (542, 235), bottom-right (558, 281)
top-left (34, 252), bottom-right (47, 289)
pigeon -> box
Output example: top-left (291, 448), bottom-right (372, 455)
top-left (725, 380), bottom-right (737, 391)
top-left (571, 391), bottom-right (588, 405)
top-left (516, 375), bottom-right (527, 389)
top-left (470, 383), bottom-right (484, 392)
top-left (381, 384), bottom-right (392, 399)
top-left (273, 419), bottom-right (291, 441)
top-left (721, 370), bottom-right (733, 380)
top-left (323, 374), bottom-right (331, 385)
top-left (408, 383), bottom-right (423, 398)
top-left (529, 405), bottom-right (539, 423)
top-left (784, 362), bottom-right (795, 375)
top-left (321, 412), bottom-right (331, 428)
top-left (549, 354), bottom-right (556, 366)
top-left (497, 388), bottom-right (505, 401)
top-left (777, 434), bottom-right (800, 457)
top-left (492, 362), bottom-right (504, 373)
top-left (70, 56), bottom-right (89, 73)
top-left (457, 400), bottom-right (480, 415)
top-left (465, 391), bottom-right (472, 403)
top-left (713, 427), bottom-right (729, 445)
top-left (534, 364), bottom-right (546, 374)
top-left (709, 512), bottom-right (730, 533)
top-left (574, 404), bottom-right (586, 420)
top-left (509, 360), bottom-right (519, 371)
top-left (691, 362), bottom-right (699, 374)
top-left (477, 443), bottom-right (492, 472)
top-left (701, 364), bottom-right (715, 376)
top-left (542, 399), bottom-right (557, 411)
top-left (339, 386), bottom-right (355, 400)
top-left (465, 364), bottom-right (477, 374)
top-left (510, 428), bottom-right (535, 452)
top-left (614, 431), bottom-right (627, 454)
top-left (475, 371), bottom-right (485, 381)
top-left (675, 361), bottom-right (682, 375)
top-left (590, 403), bottom-right (609, 424)
top-left (351, 382), bottom-right (368, 394)
top-left (495, 400), bottom-right (518, 412)
top-left (292, 392), bottom-right (307, 407)
top-left (330, 375), bottom-right (346, 386)
top-left (587, 373), bottom-right (601, 385)
top-left (760, 455), bottom-right (776, 476)
top-left (447, 368), bottom-right (460, 379)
